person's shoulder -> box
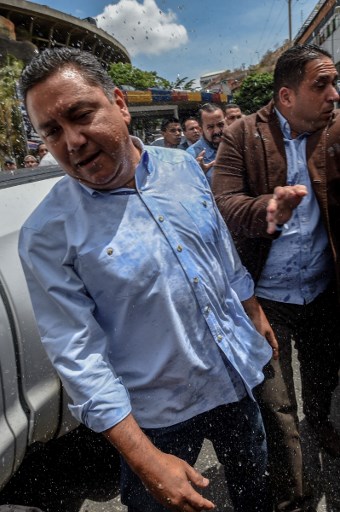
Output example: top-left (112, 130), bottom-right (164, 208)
top-left (231, 101), bottom-right (274, 131)
top-left (191, 138), bottom-right (205, 149)
top-left (178, 140), bottom-right (189, 150)
top-left (227, 103), bottom-right (273, 141)
top-left (145, 145), bottom-right (205, 180)
top-left (150, 137), bottom-right (164, 147)
top-left (146, 145), bottom-right (209, 190)
top-left (22, 175), bottom-right (81, 231)
top-left (146, 144), bottom-right (192, 164)
top-left (38, 152), bottom-right (58, 166)
top-left (186, 138), bottom-right (204, 155)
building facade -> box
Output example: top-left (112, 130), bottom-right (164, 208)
top-left (0, 0), bottom-right (130, 67)
top-left (295, 0), bottom-right (340, 73)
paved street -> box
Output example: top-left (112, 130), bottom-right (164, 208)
top-left (1, 354), bottom-right (340, 512)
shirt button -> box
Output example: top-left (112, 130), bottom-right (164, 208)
top-left (217, 334), bottom-right (223, 342)
top-left (177, 245), bottom-right (183, 252)
top-left (204, 305), bottom-right (210, 313)
top-left (193, 277), bottom-right (199, 284)
top-left (106, 247), bottom-right (113, 256)
top-left (202, 200), bottom-right (208, 207)
top-left (158, 216), bottom-right (164, 222)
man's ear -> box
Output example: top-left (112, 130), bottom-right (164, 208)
top-left (278, 86), bottom-right (294, 107)
top-left (113, 87), bottom-right (131, 124)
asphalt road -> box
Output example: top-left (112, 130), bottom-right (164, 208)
top-left (1, 354), bottom-right (340, 512)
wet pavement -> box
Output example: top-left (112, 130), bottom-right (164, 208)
top-left (1, 355), bottom-right (340, 512)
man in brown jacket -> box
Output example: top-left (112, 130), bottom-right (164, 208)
top-left (212, 44), bottom-right (340, 512)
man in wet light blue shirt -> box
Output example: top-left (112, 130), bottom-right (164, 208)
top-left (19, 48), bottom-right (276, 512)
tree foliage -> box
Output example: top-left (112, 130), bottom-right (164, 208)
top-left (233, 72), bottom-right (274, 114)
top-left (108, 62), bottom-right (171, 90)
top-left (108, 63), bottom-right (196, 91)
top-left (170, 76), bottom-right (196, 91)
top-left (0, 55), bottom-right (26, 166)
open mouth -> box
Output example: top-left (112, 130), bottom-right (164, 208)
top-left (76, 151), bottom-right (101, 169)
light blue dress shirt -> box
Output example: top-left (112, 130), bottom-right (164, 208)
top-left (19, 140), bottom-right (271, 433)
top-left (186, 137), bottom-right (216, 184)
top-left (256, 109), bottom-right (333, 304)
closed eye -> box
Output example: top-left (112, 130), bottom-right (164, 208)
top-left (72, 110), bottom-right (94, 123)
top-left (78, 111), bottom-right (91, 119)
top-left (44, 125), bottom-right (60, 141)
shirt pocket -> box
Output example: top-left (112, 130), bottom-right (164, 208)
top-left (76, 229), bottom-right (160, 301)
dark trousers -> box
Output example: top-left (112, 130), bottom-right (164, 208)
top-left (256, 286), bottom-right (340, 511)
top-left (120, 396), bottom-right (271, 512)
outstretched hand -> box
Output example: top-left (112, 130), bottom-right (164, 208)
top-left (196, 150), bottom-right (215, 175)
top-left (266, 185), bottom-right (308, 234)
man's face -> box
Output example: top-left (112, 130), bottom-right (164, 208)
top-left (162, 122), bottom-right (182, 147)
top-left (225, 107), bottom-right (242, 126)
top-left (38, 143), bottom-right (48, 158)
top-left (183, 119), bottom-right (201, 144)
top-left (201, 109), bottom-right (225, 149)
top-left (279, 56), bottom-right (339, 134)
top-left (26, 66), bottom-right (140, 190)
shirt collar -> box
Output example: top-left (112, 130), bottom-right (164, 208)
top-left (202, 136), bottom-right (217, 152)
top-left (274, 107), bottom-right (309, 141)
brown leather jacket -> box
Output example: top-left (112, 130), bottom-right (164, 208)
top-left (212, 100), bottom-right (340, 303)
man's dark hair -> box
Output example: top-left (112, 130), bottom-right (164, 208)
top-left (273, 44), bottom-right (332, 102)
top-left (225, 103), bottom-right (240, 111)
top-left (161, 117), bottom-right (180, 132)
top-left (181, 116), bottom-right (198, 131)
top-left (197, 103), bottom-right (223, 125)
top-left (20, 47), bottom-right (115, 103)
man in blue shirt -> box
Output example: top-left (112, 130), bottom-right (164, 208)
top-left (186, 103), bottom-right (225, 185)
top-left (178, 116), bottom-right (201, 149)
top-left (150, 117), bottom-right (182, 148)
top-left (213, 44), bottom-right (340, 512)
top-left (19, 48), bottom-right (277, 512)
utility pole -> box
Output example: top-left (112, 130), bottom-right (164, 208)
top-left (288, 0), bottom-right (292, 45)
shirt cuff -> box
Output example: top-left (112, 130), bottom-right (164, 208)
top-left (68, 376), bottom-right (132, 432)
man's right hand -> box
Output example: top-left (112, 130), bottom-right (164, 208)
top-left (196, 150), bottom-right (215, 175)
top-left (104, 414), bottom-right (215, 511)
top-left (266, 184), bottom-right (308, 234)
top-left (138, 448), bottom-right (215, 511)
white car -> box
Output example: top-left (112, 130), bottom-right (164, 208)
top-left (0, 165), bottom-right (78, 490)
